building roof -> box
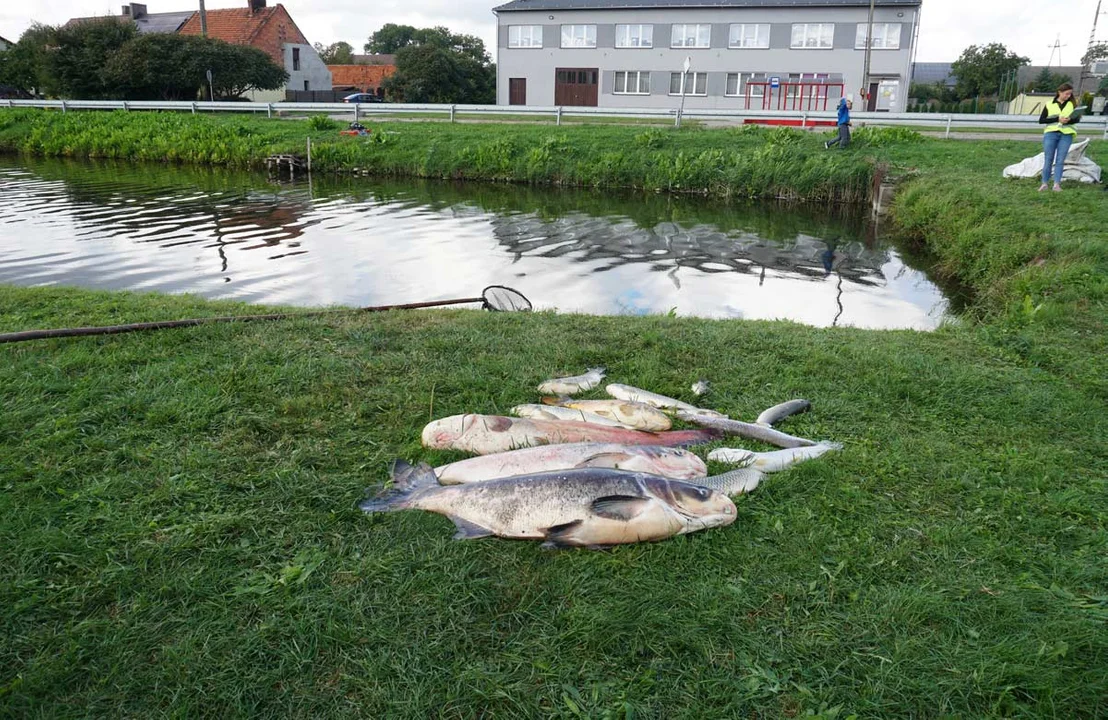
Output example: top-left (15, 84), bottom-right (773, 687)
top-left (134, 11), bottom-right (194, 34)
top-left (329, 64), bottom-right (396, 89)
top-left (178, 4), bottom-right (305, 48)
top-left (494, 0), bottom-right (919, 10)
top-left (911, 62), bottom-right (957, 87)
top-left (352, 53), bottom-right (397, 65)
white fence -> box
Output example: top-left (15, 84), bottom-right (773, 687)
top-left (4, 98), bottom-right (1107, 138)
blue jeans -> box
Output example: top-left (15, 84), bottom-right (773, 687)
top-left (1042, 131), bottom-right (1074, 184)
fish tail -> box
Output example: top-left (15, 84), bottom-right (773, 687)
top-left (358, 460), bottom-right (439, 514)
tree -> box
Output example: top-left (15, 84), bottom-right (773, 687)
top-left (102, 34), bottom-right (288, 100)
top-left (0, 24), bottom-right (55, 96)
top-left (950, 43), bottom-right (1029, 99)
top-left (365, 24), bottom-right (419, 54)
top-left (1082, 42), bottom-right (1108, 67)
top-left (49, 17), bottom-right (138, 98)
top-left (366, 24), bottom-right (491, 64)
top-left (371, 24), bottom-right (495, 103)
top-left (313, 41), bottom-right (354, 64)
top-left (1029, 67), bottom-right (1074, 93)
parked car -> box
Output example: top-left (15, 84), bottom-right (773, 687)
top-left (343, 93), bottom-right (384, 103)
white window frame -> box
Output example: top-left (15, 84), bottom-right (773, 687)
top-left (725, 72), bottom-right (766, 99)
top-left (790, 23), bottom-right (835, 49)
top-left (728, 24), bottom-right (770, 49)
top-left (507, 25), bottom-right (542, 49)
top-left (671, 24), bottom-right (711, 49)
top-left (560, 24), bottom-right (597, 48)
top-left (669, 71), bottom-right (707, 96)
top-left (615, 24), bottom-right (653, 48)
top-left (614, 70), bottom-right (651, 95)
top-left (855, 23), bottom-right (901, 50)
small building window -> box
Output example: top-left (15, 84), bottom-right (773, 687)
top-left (508, 25), bottom-right (542, 48)
top-left (791, 23), bottom-right (834, 49)
top-left (669, 71), bottom-right (707, 96)
top-left (855, 23), bottom-right (901, 50)
top-left (671, 24), bottom-right (711, 49)
top-left (292, 47), bottom-right (301, 71)
top-left (615, 24), bottom-right (653, 48)
top-left (725, 72), bottom-right (767, 98)
top-left (728, 24), bottom-right (770, 49)
top-left (614, 70), bottom-right (651, 94)
top-left (560, 25), bottom-right (596, 48)
top-left (304, 80), bottom-right (310, 91)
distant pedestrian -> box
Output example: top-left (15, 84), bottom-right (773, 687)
top-left (825, 98), bottom-right (852, 150)
top-left (1039, 82), bottom-right (1080, 192)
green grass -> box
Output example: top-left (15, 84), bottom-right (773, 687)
top-left (2, 112), bottom-right (1108, 717)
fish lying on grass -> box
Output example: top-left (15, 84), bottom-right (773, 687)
top-left (688, 467), bottom-right (766, 496)
top-left (537, 367), bottom-right (605, 396)
top-left (606, 383), bottom-right (725, 417)
top-left (691, 380), bottom-right (711, 397)
top-left (755, 399), bottom-right (812, 427)
top-left (360, 461), bottom-right (736, 549)
top-left (435, 443), bottom-right (708, 484)
top-left (422, 414), bottom-right (720, 455)
top-left (708, 442), bottom-right (843, 472)
top-left (511, 404), bottom-right (625, 427)
top-left (676, 411), bottom-right (816, 449)
top-left (540, 398), bottom-right (672, 432)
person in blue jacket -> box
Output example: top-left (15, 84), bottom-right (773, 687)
top-left (825, 97), bottom-right (853, 150)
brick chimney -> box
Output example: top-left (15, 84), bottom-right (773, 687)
top-left (124, 3), bottom-right (147, 19)
top-left (248, 0), bottom-right (267, 13)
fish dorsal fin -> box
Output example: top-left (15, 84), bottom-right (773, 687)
top-left (577, 452), bottom-right (633, 469)
top-left (449, 515), bottom-right (495, 541)
top-left (590, 495), bottom-right (653, 521)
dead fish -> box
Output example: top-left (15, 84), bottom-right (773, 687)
top-left (691, 380), bottom-right (711, 396)
top-left (435, 443), bottom-right (707, 484)
top-left (708, 442), bottom-right (843, 472)
top-left (541, 397), bottom-right (672, 432)
top-left (537, 367), bottom-right (605, 396)
top-left (511, 404), bottom-right (626, 428)
top-left (360, 461), bottom-right (736, 549)
top-left (606, 383), bottom-right (726, 417)
top-left (422, 414), bottom-right (721, 456)
top-left (755, 399), bottom-right (812, 427)
top-left (676, 411), bottom-right (816, 449)
top-left (689, 467), bottom-right (766, 496)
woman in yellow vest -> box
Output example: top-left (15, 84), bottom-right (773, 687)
top-left (1038, 82), bottom-right (1079, 192)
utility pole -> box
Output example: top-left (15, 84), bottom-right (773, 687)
top-left (861, 0), bottom-right (876, 110)
top-left (198, 0), bottom-right (208, 37)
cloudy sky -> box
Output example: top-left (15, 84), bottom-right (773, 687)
top-left (1, 0), bottom-right (1102, 66)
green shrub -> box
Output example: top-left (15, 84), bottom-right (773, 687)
top-left (308, 115), bottom-right (340, 131)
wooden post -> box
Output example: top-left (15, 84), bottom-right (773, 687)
top-left (306, 137), bottom-right (312, 176)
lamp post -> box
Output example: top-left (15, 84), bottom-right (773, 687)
top-left (677, 55), bottom-right (691, 128)
top-left (861, 0), bottom-right (875, 109)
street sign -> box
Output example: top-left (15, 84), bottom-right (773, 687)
top-left (206, 70), bottom-right (213, 83)
top-left (769, 76), bottom-right (780, 89)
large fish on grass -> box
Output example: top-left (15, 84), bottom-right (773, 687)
top-left (676, 411), bottom-right (816, 449)
top-left (606, 383), bottom-right (726, 418)
top-left (422, 414), bottom-right (720, 456)
top-left (756, 399), bottom-right (812, 427)
top-left (541, 397), bottom-right (672, 432)
top-left (537, 367), bottom-right (605, 396)
top-left (360, 461), bottom-right (736, 549)
top-left (435, 443), bottom-right (707, 484)
top-left (511, 404), bottom-right (626, 428)
top-left (708, 442), bottom-right (842, 472)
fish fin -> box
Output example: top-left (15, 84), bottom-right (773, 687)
top-left (449, 516), bottom-right (495, 541)
top-left (590, 495), bottom-right (652, 521)
top-left (541, 519), bottom-right (584, 549)
top-left (357, 460), bottom-right (437, 514)
top-left (576, 452), bottom-right (633, 469)
top-left (541, 395), bottom-right (570, 406)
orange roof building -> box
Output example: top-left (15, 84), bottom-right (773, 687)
top-left (328, 64), bottom-right (396, 93)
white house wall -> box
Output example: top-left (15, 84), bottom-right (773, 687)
top-left (283, 43), bottom-right (334, 92)
top-left (496, 5), bottom-right (917, 109)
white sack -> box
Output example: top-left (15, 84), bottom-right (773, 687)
top-left (1002, 138), bottom-right (1102, 183)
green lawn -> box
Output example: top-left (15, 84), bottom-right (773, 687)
top-left (1, 112), bottom-right (1106, 718)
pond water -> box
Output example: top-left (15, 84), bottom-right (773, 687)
top-left (0, 157), bottom-right (956, 330)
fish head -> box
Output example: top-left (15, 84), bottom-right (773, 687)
top-left (637, 446), bottom-right (707, 479)
top-left (643, 476), bottom-right (737, 530)
top-left (421, 414), bottom-right (514, 449)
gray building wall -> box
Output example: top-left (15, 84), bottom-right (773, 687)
top-left (495, 5), bottom-right (918, 110)
top-left (0, 37), bottom-right (10, 52)
top-left (285, 43), bottom-right (334, 93)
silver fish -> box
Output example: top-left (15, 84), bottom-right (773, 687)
top-left (755, 399), bottom-right (812, 427)
top-left (360, 461), bottom-right (736, 549)
top-left (708, 442), bottom-right (843, 472)
top-left (542, 398), bottom-right (672, 432)
top-left (606, 383), bottom-right (725, 417)
top-left (435, 443), bottom-right (707, 484)
top-left (691, 380), bottom-right (711, 397)
top-left (511, 404), bottom-right (626, 428)
top-left (537, 367), bottom-right (605, 396)
top-left (689, 467), bottom-right (766, 496)
top-left (676, 411), bottom-right (817, 449)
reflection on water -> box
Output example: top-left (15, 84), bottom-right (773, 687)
top-left (0, 157), bottom-right (955, 329)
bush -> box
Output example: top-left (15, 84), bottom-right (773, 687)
top-left (308, 115), bottom-right (340, 131)
top-left (853, 126), bottom-right (925, 147)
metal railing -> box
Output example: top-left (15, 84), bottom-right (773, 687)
top-left (4, 98), bottom-right (1106, 138)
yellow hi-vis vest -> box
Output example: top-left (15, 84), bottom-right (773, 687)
top-left (1044, 98), bottom-right (1077, 136)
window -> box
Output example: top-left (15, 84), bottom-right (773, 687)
top-left (669, 72), bottom-right (707, 95)
top-left (671, 24), bottom-right (711, 49)
top-left (615, 24), bottom-right (653, 48)
top-left (292, 47), bottom-right (301, 71)
top-left (508, 25), bottom-right (542, 48)
top-left (725, 72), bottom-right (766, 98)
top-left (728, 24), bottom-right (770, 49)
top-left (561, 25), bottom-right (596, 48)
top-left (790, 23), bottom-right (834, 49)
top-left (303, 80), bottom-right (310, 91)
top-left (614, 70), bottom-right (651, 94)
top-left (855, 23), bottom-right (901, 50)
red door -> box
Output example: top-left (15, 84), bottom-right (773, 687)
top-left (509, 78), bottom-right (526, 105)
top-left (554, 68), bottom-right (599, 106)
